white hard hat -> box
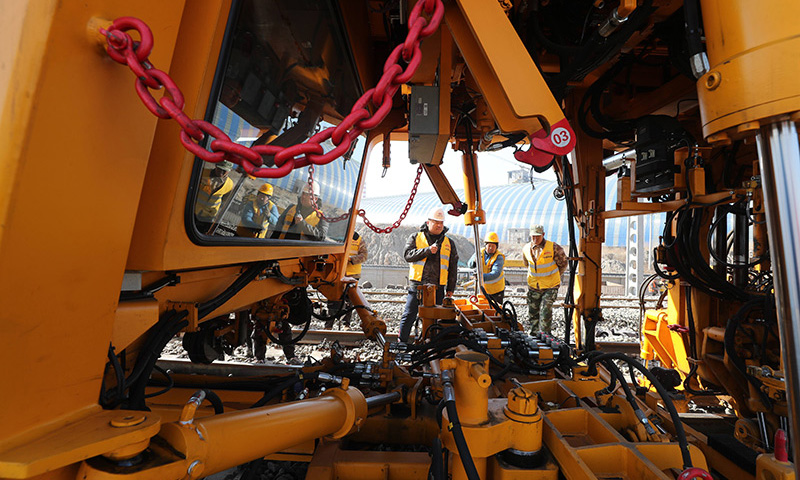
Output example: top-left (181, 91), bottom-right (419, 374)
top-left (428, 207), bottom-right (446, 222)
top-left (301, 181), bottom-right (321, 197)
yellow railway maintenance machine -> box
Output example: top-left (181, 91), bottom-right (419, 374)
top-left (1, 0), bottom-right (798, 479)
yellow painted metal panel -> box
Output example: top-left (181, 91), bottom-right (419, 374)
top-left (0, 0), bottom-right (186, 450)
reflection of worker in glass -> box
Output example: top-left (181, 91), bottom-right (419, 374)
top-left (325, 231), bottom-right (368, 329)
top-left (272, 182), bottom-right (329, 241)
top-left (399, 207), bottom-right (459, 342)
top-left (468, 231), bottom-right (506, 305)
top-left (195, 161), bottom-right (235, 234)
top-left (236, 183), bottom-right (279, 238)
top-left (523, 223), bottom-right (567, 334)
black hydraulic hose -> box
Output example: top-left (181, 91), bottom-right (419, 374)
top-left (445, 400), bottom-right (479, 480)
top-left (201, 388), bottom-right (225, 414)
top-left (680, 287), bottom-right (721, 396)
top-left (126, 310), bottom-right (190, 410)
top-left (144, 364), bottom-right (175, 398)
top-left (561, 156), bottom-right (579, 347)
top-left (685, 287), bottom-right (698, 358)
top-left (528, 4), bottom-right (582, 56)
top-left (585, 352), bottom-right (693, 469)
top-left (723, 299), bottom-right (773, 407)
top-left (119, 273), bottom-right (180, 302)
top-left (106, 344), bottom-right (125, 405)
top-left (429, 437), bottom-right (445, 480)
top-left (653, 252), bottom-right (680, 280)
top-left (441, 373), bottom-right (480, 480)
top-left (548, 0), bottom-right (654, 100)
top-left (197, 261), bottom-right (269, 320)
top-left (264, 316), bottom-right (312, 346)
top-left (605, 361), bottom-right (635, 403)
top-left (597, 361), bottom-right (618, 396)
top-left (683, 0), bottom-right (704, 57)
top-left (706, 204), bottom-right (768, 268)
top-left (250, 375), bottom-right (300, 408)
top-left (480, 285), bottom-right (518, 331)
top-left (502, 301), bottom-right (519, 331)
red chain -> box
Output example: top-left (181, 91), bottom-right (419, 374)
top-left (307, 165), bottom-right (351, 223)
top-left (358, 165), bottom-right (423, 234)
top-left (99, 0), bottom-right (444, 178)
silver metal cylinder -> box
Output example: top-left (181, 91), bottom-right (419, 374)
top-left (756, 119), bottom-right (800, 462)
top-left (472, 223), bottom-right (484, 295)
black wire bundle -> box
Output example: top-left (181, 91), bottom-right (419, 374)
top-left (559, 156), bottom-right (582, 347)
top-left (682, 287), bottom-right (724, 396)
top-left (479, 284), bottom-right (519, 332)
top-left (197, 261), bottom-right (269, 320)
top-left (533, 0), bottom-right (656, 102)
top-left (100, 310), bottom-right (190, 410)
top-left (723, 297), bottom-right (777, 409)
top-left (583, 352), bottom-right (694, 470)
top-left (660, 204), bottom-right (758, 302)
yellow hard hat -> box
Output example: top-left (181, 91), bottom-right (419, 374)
top-left (258, 183), bottom-right (274, 196)
top-left (484, 232), bottom-right (499, 243)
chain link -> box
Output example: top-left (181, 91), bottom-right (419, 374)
top-left (99, 0), bottom-right (443, 178)
top-left (357, 165), bottom-right (423, 234)
top-left (306, 165), bottom-right (351, 223)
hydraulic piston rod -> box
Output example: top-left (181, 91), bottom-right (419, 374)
top-left (757, 119), bottom-right (800, 464)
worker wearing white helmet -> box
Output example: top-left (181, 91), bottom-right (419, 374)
top-left (522, 223), bottom-right (567, 335)
top-left (272, 181), bottom-right (329, 242)
top-left (399, 206), bottom-right (459, 342)
top-left (468, 231), bottom-right (506, 304)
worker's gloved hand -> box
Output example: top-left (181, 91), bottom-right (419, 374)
top-left (294, 214), bottom-right (303, 223)
top-left (429, 244), bottom-right (439, 254)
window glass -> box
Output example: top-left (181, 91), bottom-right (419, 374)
top-left (191, 0), bottom-right (364, 244)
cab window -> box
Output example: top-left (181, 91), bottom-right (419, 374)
top-left (190, 0), bottom-right (364, 244)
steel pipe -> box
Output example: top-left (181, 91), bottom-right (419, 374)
top-left (756, 119), bottom-right (800, 462)
top-left (365, 391), bottom-right (402, 409)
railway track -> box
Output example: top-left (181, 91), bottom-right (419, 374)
top-left (359, 290), bottom-right (657, 309)
top-left (293, 329), bottom-right (640, 354)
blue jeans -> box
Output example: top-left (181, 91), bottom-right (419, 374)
top-left (399, 284), bottom-right (444, 342)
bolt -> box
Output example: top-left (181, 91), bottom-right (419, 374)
top-left (187, 460), bottom-right (204, 478)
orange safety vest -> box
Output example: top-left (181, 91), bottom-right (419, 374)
top-left (409, 233), bottom-right (451, 285)
top-left (523, 240), bottom-right (561, 290)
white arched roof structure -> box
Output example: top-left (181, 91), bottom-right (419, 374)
top-left (358, 177), bottom-right (664, 247)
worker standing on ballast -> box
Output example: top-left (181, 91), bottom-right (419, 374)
top-left (523, 223), bottom-right (567, 335)
top-left (399, 207), bottom-right (459, 342)
top-left (468, 231), bottom-right (506, 305)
